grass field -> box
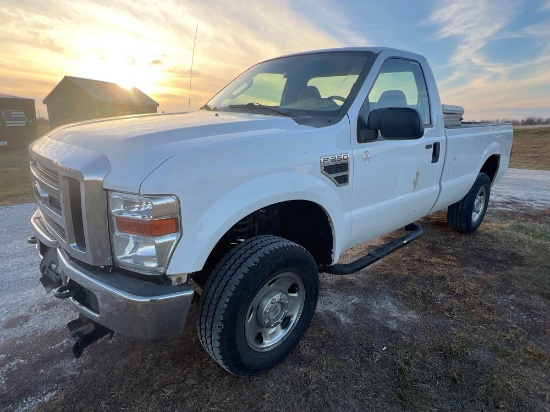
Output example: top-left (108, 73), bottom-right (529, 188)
top-left (0, 148), bottom-right (34, 206)
top-left (0, 124), bottom-right (50, 206)
top-left (509, 127), bottom-right (550, 170)
top-left (1, 125), bottom-right (547, 207)
top-left (37, 123), bottom-right (51, 137)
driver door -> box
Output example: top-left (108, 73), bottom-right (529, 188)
top-left (348, 58), bottom-right (445, 248)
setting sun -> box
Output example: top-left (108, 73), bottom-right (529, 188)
top-left (0, 0), bottom-right (549, 120)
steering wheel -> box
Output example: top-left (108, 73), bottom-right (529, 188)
top-left (327, 95), bottom-right (346, 103)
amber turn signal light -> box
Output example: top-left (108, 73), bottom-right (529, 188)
top-left (115, 216), bottom-right (179, 236)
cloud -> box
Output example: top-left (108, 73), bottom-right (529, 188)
top-left (281, 0), bottom-right (372, 47)
top-left (426, 0), bottom-right (550, 119)
top-left (0, 0), bottom-right (342, 114)
top-left (1, 0), bottom-right (548, 120)
top-left (427, 0), bottom-right (517, 76)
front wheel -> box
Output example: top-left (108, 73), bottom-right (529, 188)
top-left (197, 235), bottom-right (319, 376)
top-left (447, 172), bottom-right (491, 234)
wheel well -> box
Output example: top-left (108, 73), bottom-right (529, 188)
top-left (193, 201), bottom-right (334, 286)
top-left (480, 155), bottom-right (500, 183)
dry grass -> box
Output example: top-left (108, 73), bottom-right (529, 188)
top-left (510, 127), bottom-right (550, 170)
top-left (0, 124), bottom-right (48, 206)
top-left (0, 148), bottom-right (34, 206)
top-left (0, 209), bottom-right (547, 412)
top-left (37, 123), bottom-right (51, 137)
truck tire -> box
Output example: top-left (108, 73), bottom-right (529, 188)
top-left (197, 235), bottom-right (319, 376)
top-left (447, 172), bottom-right (491, 234)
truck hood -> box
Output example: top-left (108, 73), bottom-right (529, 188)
top-left (46, 111), bottom-right (301, 192)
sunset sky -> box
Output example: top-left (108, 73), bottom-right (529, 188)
top-left (1, 0), bottom-right (549, 121)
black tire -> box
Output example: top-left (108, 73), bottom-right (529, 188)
top-left (447, 172), bottom-right (491, 234)
top-left (197, 235), bottom-right (319, 376)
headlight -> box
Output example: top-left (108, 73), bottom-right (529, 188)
top-left (109, 192), bottom-right (181, 275)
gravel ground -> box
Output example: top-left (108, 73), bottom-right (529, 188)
top-left (489, 168), bottom-right (550, 211)
top-left (0, 168), bottom-right (548, 411)
top-left (0, 204), bottom-right (69, 341)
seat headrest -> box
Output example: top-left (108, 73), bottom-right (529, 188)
top-left (376, 90), bottom-right (407, 108)
top-left (298, 86), bottom-right (321, 100)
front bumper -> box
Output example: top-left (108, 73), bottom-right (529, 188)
top-left (32, 210), bottom-right (195, 340)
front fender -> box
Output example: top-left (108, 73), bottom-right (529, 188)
top-left (166, 172), bottom-right (350, 274)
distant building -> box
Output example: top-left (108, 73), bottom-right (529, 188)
top-left (0, 94), bottom-right (37, 150)
top-left (43, 76), bottom-right (159, 128)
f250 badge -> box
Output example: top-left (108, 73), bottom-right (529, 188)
top-left (321, 153), bottom-right (349, 165)
top-left (320, 153), bottom-right (349, 187)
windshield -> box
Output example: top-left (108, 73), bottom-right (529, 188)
top-left (206, 52), bottom-right (373, 117)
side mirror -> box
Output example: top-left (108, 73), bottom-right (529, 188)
top-left (367, 108), bottom-right (424, 140)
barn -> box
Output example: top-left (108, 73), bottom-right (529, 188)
top-left (0, 94), bottom-right (37, 151)
top-left (43, 76), bottom-right (159, 128)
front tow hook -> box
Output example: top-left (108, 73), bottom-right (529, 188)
top-left (54, 283), bottom-right (83, 299)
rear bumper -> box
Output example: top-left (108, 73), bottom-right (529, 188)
top-left (32, 210), bottom-right (195, 340)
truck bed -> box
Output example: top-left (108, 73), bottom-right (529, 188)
top-left (445, 122), bottom-right (512, 130)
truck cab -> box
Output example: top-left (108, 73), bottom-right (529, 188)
top-left (29, 47), bottom-right (512, 375)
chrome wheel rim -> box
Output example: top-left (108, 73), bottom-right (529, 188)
top-left (472, 186), bottom-right (487, 224)
top-left (245, 272), bottom-right (305, 352)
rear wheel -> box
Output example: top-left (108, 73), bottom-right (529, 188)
top-left (447, 172), bottom-right (491, 234)
top-left (197, 235), bottom-right (319, 376)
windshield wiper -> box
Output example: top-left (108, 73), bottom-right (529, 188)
top-left (200, 104), bottom-right (217, 111)
top-left (227, 103), bottom-right (294, 118)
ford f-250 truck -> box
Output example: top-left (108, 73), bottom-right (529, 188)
top-left (28, 47), bottom-right (513, 375)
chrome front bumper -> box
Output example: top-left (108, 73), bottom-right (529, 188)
top-left (32, 210), bottom-right (195, 340)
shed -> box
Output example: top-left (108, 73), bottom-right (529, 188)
top-left (43, 76), bottom-right (159, 128)
top-left (0, 94), bottom-right (37, 151)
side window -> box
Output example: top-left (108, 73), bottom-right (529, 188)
top-left (367, 58), bottom-right (431, 125)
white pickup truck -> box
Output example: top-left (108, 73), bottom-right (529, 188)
top-left (29, 47), bottom-right (513, 375)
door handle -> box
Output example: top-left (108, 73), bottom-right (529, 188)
top-left (431, 142), bottom-right (440, 163)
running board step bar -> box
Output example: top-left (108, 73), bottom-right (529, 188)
top-left (323, 223), bottom-right (423, 275)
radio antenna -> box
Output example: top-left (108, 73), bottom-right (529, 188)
top-left (188, 24), bottom-right (198, 112)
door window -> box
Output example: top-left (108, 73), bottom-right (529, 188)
top-left (368, 58), bottom-right (431, 125)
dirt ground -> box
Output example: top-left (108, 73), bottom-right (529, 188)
top-left (1, 178), bottom-right (549, 411)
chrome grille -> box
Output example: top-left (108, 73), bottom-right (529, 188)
top-left (49, 196), bottom-right (62, 214)
top-left (35, 162), bottom-right (59, 189)
top-left (29, 136), bottom-right (112, 266)
top-left (43, 212), bottom-right (66, 239)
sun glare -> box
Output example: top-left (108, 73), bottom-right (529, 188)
top-left (72, 50), bottom-right (166, 96)
top-left (69, 24), bottom-right (169, 96)
top-left (118, 81), bottom-right (135, 90)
